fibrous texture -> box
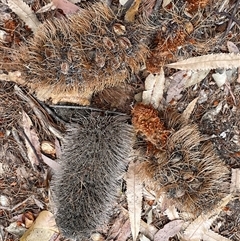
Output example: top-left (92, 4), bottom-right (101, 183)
top-left (51, 115), bottom-right (134, 240)
top-left (7, 2), bottom-right (153, 104)
top-left (132, 103), bottom-right (230, 216)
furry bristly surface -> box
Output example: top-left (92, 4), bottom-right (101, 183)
top-left (132, 104), bottom-right (230, 216)
top-left (51, 114), bottom-right (134, 240)
top-left (5, 2), bottom-right (154, 104)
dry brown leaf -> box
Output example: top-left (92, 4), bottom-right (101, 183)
top-left (125, 0), bottom-right (141, 22)
top-left (7, 0), bottom-right (40, 32)
top-left (126, 160), bottom-right (143, 241)
top-left (166, 53), bottom-right (240, 70)
top-left (182, 97), bottom-right (199, 121)
top-left (22, 111), bottom-right (41, 169)
top-left (182, 194), bottom-right (232, 241)
top-left (230, 169), bottom-right (240, 194)
top-left (154, 220), bottom-right (184, 241)
top-left (52, 0), bottom-right (80, 14)
top-left (142, 68), bottom-right (165, 108)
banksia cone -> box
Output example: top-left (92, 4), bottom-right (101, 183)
top-left (51, 114), bottom-right (134, 240)
top-left (5, 2), bottom-right (154, 105)
top-left (132, 104), bottom-right (230, 216)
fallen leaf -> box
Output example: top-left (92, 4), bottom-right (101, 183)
top-left (162, 0), bottom-right (173, 7)
top-left (182, 97), bottom-right (199, 120)
top-left (212, 70), bottom-right (227, 88)
top-left (116, 219), bottom-right (132, 241)
top-left (166, 53), bottom-right (240, 70)
top-left (125, 0), bottom-right (141, 22)
top-left (36, 3), bottom-right (56, 13)
top-left (7, 0), bottom-right (40, 32)
top-left (163, 205), bottom-right (180, 220)
top-left (185, 70), bottom-right (210, 88)
top-left (41, 154), bottom-right (61, 172)
top-left (227, 41), bottom-right (239, 54)
top-left (230, 169), bottom-right (240, 194)
top-left (165, 71), bottom-right (187, 103)
top-left (20, 211), bottom-right (59, 241)
top-left (142, 68), bottom-right (165, 108)
top-left (126, 160), bottom-right (143, 241)
top-left (22, 111), bottom-right (41, 169)
top-left (52, 0), bottom-right (80, 14)
top-left (182, 194), bottom-right (232, 241)
top-left (154, 220), bottom-right (183, 241)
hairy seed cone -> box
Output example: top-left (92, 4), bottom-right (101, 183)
top-left (7, 2), bottom-right (154, 104)
top-left (132, 104), bottom-right (230, 216)
top-left (51, 115), bottom-right (134, 240)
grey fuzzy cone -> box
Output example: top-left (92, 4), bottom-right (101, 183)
top-left (51, 115), bottom-right (134, 240)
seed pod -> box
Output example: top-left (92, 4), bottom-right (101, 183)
top-left (51, 114), bottom-right (134, 240)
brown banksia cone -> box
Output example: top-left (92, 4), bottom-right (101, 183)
top-left (3, 2), bottom-right (155, 105)
top-left (132, 103), bottom-right (230, 216)
top-left (51, 114), bottom-right (134, 240)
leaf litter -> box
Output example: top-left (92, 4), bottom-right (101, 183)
top-left (0, 0), bottom-right (240, 241)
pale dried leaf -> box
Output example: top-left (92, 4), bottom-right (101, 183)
top-left (183, 194), bottom-right (232, 241)
top-left (120, 0), bottom-right (129, 5)
top-left (230, 169), bottom-right (240, 193)
top-left (163, 205), bottom-right (180, 220)
top-left (0, 195), bottom-right (10, 208)
top-left (125, 0), bottom-right (141, 22)
top-left (202, 230), bottom-right (231, 241)
top-left (69, 0), bottom-right (82, 3)
top-left (227, 41), bottom-right (239, 54)
top-left (140, 234), bottom-right (150, 241)
top-left (166, 53), bottom-right (240, 70)
top-left (36, 3), bottom-right (56, 13)
top-left (185, 70), bottom-right (210, 88)
top-left (22, 111), bottom-right (41, 169)
top-left (0, 71), bottom-right (24, 85)
top-left (162, 0), bottom-right (172, 7)
top-left (126, 161), bottom-right (143, 241)
top-left (212, 70), bottom-right (227, 88)
top-left (32, 197), bottom-right (45, 209)
top-left (154, 220), bottom-right (184, 241)
top-left (182, 97), bottom-right (199, 120)
top-left (41, 154), bottom-right (61, 172)
top-left (20, 211), bottom-right (59, 241)
top-left (142, 68), bottom-right (165, 108)
top-left (52, 0), bottom-right (80, 14)
top-left (7, 0), bottom-right (40, 32)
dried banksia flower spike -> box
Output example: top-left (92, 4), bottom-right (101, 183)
top-left (132, 103), bottom-right (230, 216)
top-left (3, 2), bottom-right (155, 105)
top-left (51, 114), bottom-right (134, 240)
